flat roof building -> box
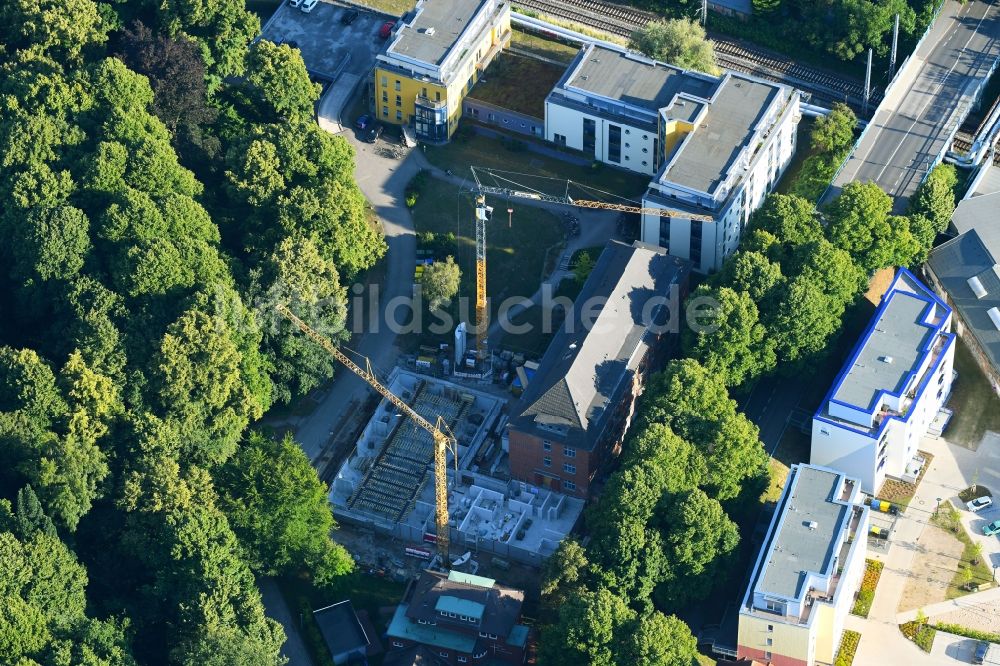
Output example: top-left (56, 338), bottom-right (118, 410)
top-left (811, 269), bottom-right (955, 494)
top-left (508, 240), bottom-right (691, 497)
top-left (312, 600), bottom-right (374, 665)
top-left (738, 464), bottom-right (869, 666)
top-left (374, 0), bottom-right (510, 142)
top-left (545, 44), bottom-right (799, 273)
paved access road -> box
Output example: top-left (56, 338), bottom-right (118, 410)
top-left (828, 0), bottom-right (1000, 209)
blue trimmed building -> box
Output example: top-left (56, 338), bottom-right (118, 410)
top-left (810, 269), bottom-right (956, 494)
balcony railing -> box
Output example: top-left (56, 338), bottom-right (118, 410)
top-left (415, 94), bottom-right (446, 110)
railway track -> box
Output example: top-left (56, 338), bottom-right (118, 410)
top-left (514, 0), bottom-right (876, 109)
top-left (953, 130), bottom-right (1000, 165)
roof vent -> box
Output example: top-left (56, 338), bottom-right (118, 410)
top-left (880, 356), bottom-right (894, 364)
top-left (969, 275), bottom-right (988, 299)
top-left (806, 521), bottom-right (818, 530)
top-left (569, 342), bottom-right (577, 350)
top-left (425, 27), bottom-right (435, 35)
top-left (989, 307), bottom-right (1000, 331)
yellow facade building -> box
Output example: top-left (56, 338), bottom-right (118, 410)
top-left (737, 464), bottom-right (869, 666)
top-left (373, 0), bottom-right (510, 142)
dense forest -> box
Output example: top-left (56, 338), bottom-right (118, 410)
top-left (0, 0), bottom-right (386, 663)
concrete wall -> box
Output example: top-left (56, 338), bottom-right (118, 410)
top-left (544, 101), bottom-right (659, 176)
top-left (464, 98), bottom-right (543, 137)
top-left (811, 420), bottom-right (878, 494)
top-left (738, 614), bottom-right (811, 666)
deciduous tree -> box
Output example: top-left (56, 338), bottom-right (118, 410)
top-left (630, 18), bottom-right (718, 74)
top-left (245, 40), bottom-right (321, 123)
top-left (421, 256), bottom-right (462, 311)
top-left (909, 163), bottom-right (957, 233)
top-left (810, 103), bottom-right (856, 153)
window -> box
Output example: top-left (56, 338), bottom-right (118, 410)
top-left (624, 155), bottom-right (630, 161)
top-left (382, 106), bottom-right (389, 117)
top-left (543, 441), bottom-right (552, 451)
top-left (624, 129), bottom-right (630, 135)
top-left (488, 634), bottom-right (497, 640)
top-left (436, 91), bottom-right (441, 101)
top-left (459, 658), bottom-right (468, 664)
top-left (543, 457), bottom-right (551, 467)
top-left (474, 650), bottom-right (488, 659)
top-left (440, 652), bottom-right (449, 658)
top-left (396, 95), bottom-right (401, 106)
top-left (422, 87), bottom-right (427, 97)
top-left (382, 91), bottom-right (388, 103)
top-left (392, 641), bottom-right (404, 648)
top-left (394, 80), bottom-right (401, 91)
top-left (583, 118), bottom-right (596, 157)
top-left (642, 161), bottom-right (648, 166)
top-left (396, 110), bottom-right (402, 121)
top-left (479, 632), bottom-right (488, 638)
top-left (764, 599), bottom-right (783, 614)
top-left (563, 463), bottom-right (576, 474)
top-left (625, 142), bottom-right (630, 148)
top-left (608, 124), bottom-right (621, 163)
top-left (563, 446), bottom-right (575, 458)
top-left (764, 652), bottom-right (772, 660)
top-left (381, 76), bottom-right (387, 87)
top-left (553, 133), bottom-right (567, 147)
top-left (564, 480), bottom-right (576, 491)
top-left (767, 624), bottom-right (774, 632)
top-left (448, 612), bottom-right (456, 618)
top-left (766, 638), bottom-right (773, 646)
top-left (642, 147), bottom-right (648, 153)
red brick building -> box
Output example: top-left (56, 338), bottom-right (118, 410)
top-left (507, 240), bottom-right (690, 498)
top-left (386, 570), bottom-right (529, 665)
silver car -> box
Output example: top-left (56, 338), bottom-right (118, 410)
top-left (968, 496), bottom-right (994, 512)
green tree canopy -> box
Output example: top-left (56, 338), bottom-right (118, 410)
top-left (909, 163), bottom-right (957, 233)
top-left (421, 255), bottom-right (462, 311)
top-left (629, 18), bottom-right (719, 74)
top-left (216, 433), bottom-right (354, 584)
top-left (826, 181), bottom-right (896, 274)
top-left (245, 40), bottom-right (321, 123)
top-left (810, 102), bottom-right (856, 153)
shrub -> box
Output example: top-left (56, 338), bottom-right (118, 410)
top-left (900, 621), bottom-right (936, 652)
top-left (835, 630), bottom-right (861, 666)
top-left (851, 559), bottom-right (883, 617)
top-left (931, 623), bottom-right (1000, 643)
top-left (406, 191), bottom-right (419, 207)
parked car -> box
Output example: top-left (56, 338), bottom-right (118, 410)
top-left (288, 0), bottom-right (303, 6)
top-left (378, 21), bottom-right (395, 39)
top-left (365, 123), bottom-right (384, 143)
top-left (983, 519), bottom-right (1000, 536)
top-left (968, 496), bottom-right (993, 512)
top-left (972, 640), bottom-right (989, 664)
top-left (341, 8), bottom-right (359, 24)
top-left (355, 114), bottom-right (372, 130)
top-left (300, 0), bottom-right (319, 12)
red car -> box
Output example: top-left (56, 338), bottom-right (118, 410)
top-left (378, 21), bottom-right (395, 39)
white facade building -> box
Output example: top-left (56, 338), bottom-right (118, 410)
top-left (811, 269), bottom-right (956, 495)
top-left (738, 464), bottom-right (869, 666)
top-left (544, 44), bottom-right (800, 273)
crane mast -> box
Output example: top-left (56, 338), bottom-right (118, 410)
top-left (474, 195), bottom-right (490, 361)
top-left (275, 304), bottom-right (457, 562)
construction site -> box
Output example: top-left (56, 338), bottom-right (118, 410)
top-left (329, 368), bottom-right (584, 567)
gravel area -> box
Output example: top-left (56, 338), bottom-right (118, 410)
top-left (898, 520), bottom-right (966, 611)
top-left (933, 601), bottom-right (1000, 634)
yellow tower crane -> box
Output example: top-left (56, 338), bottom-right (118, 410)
top-left (467, 167), bottom-right (714, 356)
top-left (276, 304), bottom-right (458, 563)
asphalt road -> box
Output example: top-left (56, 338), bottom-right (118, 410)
top-left (828, 0), bottom-right (1000, 209)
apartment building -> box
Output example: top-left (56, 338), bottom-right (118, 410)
top-left (386, 570), bottom-right (529, 665)
top-left (374, 0), bottom-right (510, 142)
top-left (811, 269), bottom-right (956, 495)
top-left (925, 183), bottom-right (1000, 395)
top-left (544, 44), bottom-right (799, 273)
top-left (738, 464), bottom-right (870, 666)
top-left (507, 240), bottom-right (691, 498)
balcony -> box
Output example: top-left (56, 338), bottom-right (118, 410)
top-left (415, 94), bottom-right (446, 110)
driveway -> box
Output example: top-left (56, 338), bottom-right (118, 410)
top-left (259, 577), bottom-right (315, 666)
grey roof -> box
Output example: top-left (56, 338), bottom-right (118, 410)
top-left (757, 465), bottom-right (849, 599)
top-left (510, 241), bottom-right (690, 450)
top-left (969, 164), bottom-right (1000, 197)
top-left (953, 191), bottom-right (1000, 237)
top-left (562, 44), bottom-right (718, 112)
top-left (832, 289), bottom-right (934, 410)
top-left (313, 600), bottom-right (369, 658)
top-left (708, 0), bottom-right (753, 14)
top-left (663, 75), bottom-right (779, 194)
top-left (405, 570), bottom-right (524, 637)
top-left (927, 230), bottom-right (1000, 373)
top-left (382, 645), bottom-right (445, 666)
top-left (389, 0), bottom-right (487, 66)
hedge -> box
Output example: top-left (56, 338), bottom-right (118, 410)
top-left (931, 623), bottom-right (1000, 644)
top-left (900, 621), bottom-right (936, 652)
top-left (835, 629), bottom-right (861, 666)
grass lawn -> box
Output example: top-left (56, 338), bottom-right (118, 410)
top-left (345, 0), bottom-right (415, 16)
top-left (876, 451), bottom-right (932, 510)
top-left (930, 503), bottom-right (996, 599)
top-left (945, 336), bottom-right (1000, 450)
top-left (835, 629), bottom-right (861, 666)
top-left (510, 28), bottom-right (581, 64)
top-left (280, 571), bottom-right (406, 666)
top-left (423, 131), bottom-right (650, 202)
top-left (470, 53), bottom-right (566, 118)
top-left (408, 173), bottom-right (564, 346)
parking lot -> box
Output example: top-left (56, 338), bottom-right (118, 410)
top-left (260, 0), bottom-right (387, 130)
